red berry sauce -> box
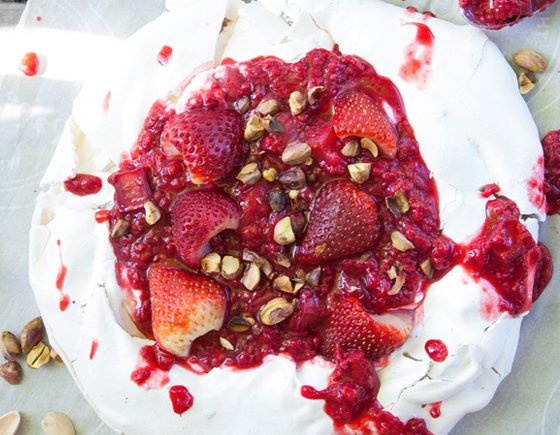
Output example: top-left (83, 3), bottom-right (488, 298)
top-left (55, 239), bottom-right (70, 312)
top-left (399, 22), bottom-right (434, 89)
top-left (428, 401), bottom-right (442, 419)
top-left (103, 47), bottom-right (552, 427)
top-left (90, 339), bottom-right (99, 360)
top-left (20, 52), bottom-right (40, 76)
top-left (479, 183), bottom-right (500, 198)
top-left (424, 339), bottom-right (448, 362)
top-left (169, 385), bottom-right (194, 415)
top-left (158, 45), bottom-right (173, 66)
top-left (463, 196), bottom-right (552, 315)
top-left (64, 174), bottom-right (103, 196)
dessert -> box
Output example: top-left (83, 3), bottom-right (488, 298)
top-left (28, 0), bottom-right (553, 434)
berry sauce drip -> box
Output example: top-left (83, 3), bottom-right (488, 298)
top-left (527, 156), bottom-right (546, 212)
top-left (479, 183), bottom-right (500, 198)
top-left (463, 197), bottom-right (552, 315)
top-left (103, 91), bottom-right (111, 113)
top-left (104, 47), bottom-right (552, 427)
top-left (64, 174), bottom-right (103, 196)
top-left (169, 385), bottom-right (194, 415)
top-left (90, 339), bottom-right (99, 360)
top-left (399, 22), bottom-right (434, 89)
top-left (158, 45), bottom-right (173, 66)
top-left (424, 339), bottom-right (448, 362)
top-left (95, 210), bottom-right (111, 224)
top-left (20, 52), bottom-right (40, 76)
top-left (459, 0), bottom-right (556, 30)
top-left (55, 240), bottom-right (70, 312)
top-left (543, 129), bottom-right (560, 214)
top-left (428, 401), bottom-right (442, 419)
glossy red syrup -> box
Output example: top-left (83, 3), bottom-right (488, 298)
top-left (64, 174), bottom-right (102, 196)
top-left (424, 339), bottom-right (448, 362)
top-left (90, 339), bottom-right (99, 360)
top-left (463, 197), bottom-right (552, 315)
top-left (131, 345), bottom-right (174, 388)
top-left (36, 16), bottom-right (42, 22)
top-left (102, 91), bottom-right (111, 113)
top-left (428, 401), bottom-right (442, 419)
top-left (527, 156), bottom-right (546, 212)
top-left (95, 210), bottom-right (111, 224)
top-left (55, 240), bottom-right (70, 312)
top-left (480, 183), bottom-right (500, 198)
top-left (543, 129), bottom-right (560, 214)
top-left (399, 23), bottom-right (434, 89)
top-left (20, 52), bottom-right (40, 76)
top-left (157, 45), bottom-right (173, 66)
top-left (169, 385), bottom-right (194, 415)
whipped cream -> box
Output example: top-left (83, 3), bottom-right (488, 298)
top-left (29, 0), bottom-right (545, 434)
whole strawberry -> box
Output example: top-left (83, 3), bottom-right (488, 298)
top-left (321, 297), bottom-right (412, 360)
top-left (162, 108), bottom-right (247, 184)
top-left (171, 190), bottom-right (240, 268)
top-left (149, 263), bottom-right (226, 357)
top-left (296, 180), bottom-right (380, 265)
top-left (333, 89), bottom-right (398, 158)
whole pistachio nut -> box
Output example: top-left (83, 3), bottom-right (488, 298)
top-left (0, 361), bottom-right (23, 385)
top-left (27, 342), bottom-right (50, 369)
top-left (0, 332), bottom-right (21, 361)
top-left (20, 317), bottom-right (45, 354)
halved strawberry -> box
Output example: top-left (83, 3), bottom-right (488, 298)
top-left (162, 108), bottom-right (247, 184)
top-left (171, 190), bottom-right (240, 268)
top-left (296, 180), bottom-right (379, 265)
top-left (321, 297), bottom-right (412, 360)
top-left (148, 263), bottom-right (226, 357)
top-left (333, 89), bottom-right (398, 158)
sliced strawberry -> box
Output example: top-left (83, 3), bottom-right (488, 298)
top-left (162, 108), bottom-right (247, 184)
top-left (149, 263), bottom-right (226, 357)
top-left (333, 89), bottom-right (398, 158)
top-left (171, 190), bottom-right (240, 268)
top-left (321, 297), bottom-right (412, 360)
top-left (108, 167), bottom-right (152, 212)
top-left (296, 180), bottom-right (380, 265)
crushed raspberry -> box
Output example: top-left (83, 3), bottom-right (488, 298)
top-left (64, 174), bottom-right (102, 196)
top-left (543, 129), bottom-right (560, 214)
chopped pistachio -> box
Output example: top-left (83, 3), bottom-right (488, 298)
top-left (219, 337), bottom-right (234, 350)
top-left (278, 167), bottom-right (306, 190)
top-left (144, 201), bottom-right (161, 225)
top-left (233, 96), bottom-right (251, 114)
top-left (237, 162), bottom-right (261, 185)
top-left (228, 314), bottom-right (256, 332)
top-left (273, 275), bottom-right (294, 293)
top-left (262, 167), bottom-right (278, 182)
top-left (259, 298), bottom-right (294, 326)
top-left (241, 263), bottom-right (261, 291)
top-left (348, 163), bottom-right (371, 184)
top-left (282, 142), bottom-right (312, 165)
top-left (110, 219), bottom-right (129, 238)
top-left (307, 86), bottom-right (324, 105)
top-left (391, 231), bottom-right (415, 251)
top-left (289, 90), bottom-right (308, 115)
top-left (244, 115), bottom-right (265, 142)
top-left (256, 99), bottom-right (280, 116)
top-left (420, 259), bottom-right (434, 279)
top-left (201, 252), bottom-right (221, 274)
top-left (274, 217), bottom-right (296, 245)
top-left (360, 138), bottom-right (379, 157)
top-left (341, 139), bottom-right (360, 157)
top-left (221, 256), bottom-right (241, 278)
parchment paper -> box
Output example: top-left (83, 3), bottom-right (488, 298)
top-left (0, 1), bottom-right (558, 434)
